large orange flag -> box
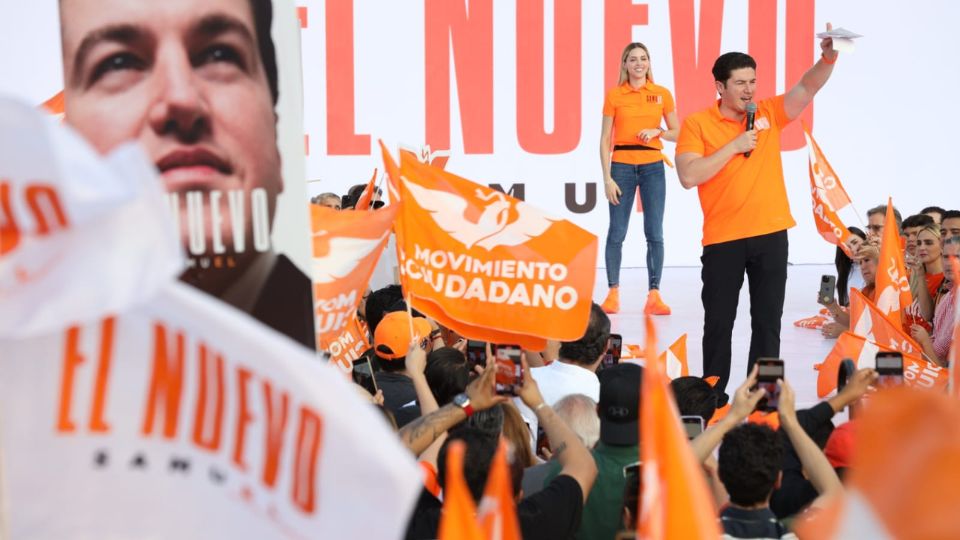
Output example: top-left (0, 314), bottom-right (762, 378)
top-left (387, 147), bottom-right (597, 350)
top-left (874, 197), bottom-right (912, 331)
top-left (439, 441), bottom-right (485, 540)
top-left (639, 316), bottom-right (720, 539)
top-left (804, 129), bottom-right (853, 255)
top-left (477, 439), bottom-right (522, 540)
top-left (849, 288), bottom-right (922, 357)
top-left (310, 203), bottom-right (397, 371)
top-left (798, 388), bottom-right (960, 539)
top-left (814, 332), bottom-right (947, 398)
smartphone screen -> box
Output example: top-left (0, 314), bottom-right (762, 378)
top-left (466, 339), bottom-right (486, 368)
top-left (755, 358), bottom-right (784, 412)
top-left (819, 274), bottom-right (837, 304)
top-left (875, 352), bottom-right (904, 387)
top-left (493, 345), bottom-right (523, 395)
top-left (681, 415), bottom-right (704, 440)
top-left (602, 334), bottom-right (623, 370)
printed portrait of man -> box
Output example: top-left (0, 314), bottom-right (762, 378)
top-left (59, 0), bottom-right (315, 348)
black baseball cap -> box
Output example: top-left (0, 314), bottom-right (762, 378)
top-left (598, 363), bottom-right (643, 446)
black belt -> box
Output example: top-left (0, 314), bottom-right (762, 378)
top-left (613, 144), bottom-right (659, 152)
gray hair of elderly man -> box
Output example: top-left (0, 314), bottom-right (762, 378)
top-left (553, 394), bottom-right (600, 449)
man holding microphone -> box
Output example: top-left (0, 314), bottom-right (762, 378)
top-left (676, 24), bottom-right (841, 403)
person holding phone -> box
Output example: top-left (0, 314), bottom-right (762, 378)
top-left (599, 43), bottom-right (679, 316)
top-left (819, 245), bottom-right (880, 339)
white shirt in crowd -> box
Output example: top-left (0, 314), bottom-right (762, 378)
top-left (514, 360), bottom-right (600, 441)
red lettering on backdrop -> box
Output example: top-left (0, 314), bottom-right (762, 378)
top-left (192, 343), bottom-right (226, 451)
top-left (425, 0), bottom-right (493, 153)
top-left (517, 0), bottom-right (582, 154)
top-left (603, 0), bottom-right (649, 91)
top-left (142, 323), bottom-right (185, 439)
top-left (668, 0), bottom-right (724, 120)
top-left (326, 0), bottom-right (370, 155)
top-left (782, 0), bottom-right (815, 150)
top-left (0, 182), bottom-right (19, 254)
top-left (292, 406), bottom-right (324, 514)
top-left (261, 379), bottom-right (290, 488)
top-left (232, 367), bottom-right (254, 470)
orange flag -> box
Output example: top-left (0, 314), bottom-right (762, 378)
top-left (874, 197), bottom-right (912, 332)
top-left (639, 316), bottom-right (720, 540)
top-left (814, 332), bottom-right (947, 398)
top-left (477, 439), bottom-right (522, 540)
top-left (439, 441), bottom-right (485, 540)
top-left (40, 91), bottom-right (65, 118)
top-left (387, 147), bottom-right (597, 350)
top-left (310, 203), bottom-right (397, 371)
top-left (849, 288), bottom-right (922, 356)
top-left (353, 168), bottom-right (379, 211)
top-left (657, 334), bottom-right (688, 379)
top-left (400, 144), bottom-right (451, 170)
top-left (798, 388), bottom-right (960, 539)
top-left (804, 129), bottom-right (853, 255)
top-left (948, 256), bottom-right (960, 397)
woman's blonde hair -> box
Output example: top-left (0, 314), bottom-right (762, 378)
top-left (618, 42), bottom-right (653, 85)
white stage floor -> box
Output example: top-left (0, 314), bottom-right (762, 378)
top-left (597, 264), bottom-right (837, 408)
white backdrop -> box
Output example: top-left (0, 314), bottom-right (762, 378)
top-left (3, 0), bottom-right (958, 267)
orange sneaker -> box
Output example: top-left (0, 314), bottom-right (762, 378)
top-left (601, 287), bottom-right (620, 314)
top-left (644, 289), bottom-right (671, 315)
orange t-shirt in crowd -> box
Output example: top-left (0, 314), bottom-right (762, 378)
top-left (603, 81), bottom-right (675, 165)
top-left (676, 95), bottom-right (797, 246)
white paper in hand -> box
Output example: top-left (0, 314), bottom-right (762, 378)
top-left (817, 27), bottom-right (862, 53)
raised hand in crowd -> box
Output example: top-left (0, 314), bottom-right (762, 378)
top-left (405, 339), bottom-right (439, 415)
top-left (397, 358), bottom-right (508, 457)
top-left (516, 352), bottom-right (598, 502)
top-left (776, 379), bottom-right (843, 509)
top-left (690, 365), bottom-right (766, 462)
top-left (827, 368), bottom-right (877, 414)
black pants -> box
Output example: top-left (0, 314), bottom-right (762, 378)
top-left (701, 230), bottom-right (788, 397)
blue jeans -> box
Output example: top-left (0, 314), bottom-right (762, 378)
top-left (605, 161), bottom-right (665, 289)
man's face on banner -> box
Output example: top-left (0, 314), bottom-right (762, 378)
top-left (60, 0), bottom-right (282, 266)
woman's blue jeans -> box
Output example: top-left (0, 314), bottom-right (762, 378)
top-left (605, 160), bottom-right (665, 290)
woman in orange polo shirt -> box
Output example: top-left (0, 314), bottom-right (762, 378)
top-left (904, 225), bottom-right (944, 332)
top-left (599, 42), bottom-right (679, 315)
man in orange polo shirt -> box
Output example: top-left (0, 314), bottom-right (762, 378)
top-left (675, 26), bottom-right (840, 403)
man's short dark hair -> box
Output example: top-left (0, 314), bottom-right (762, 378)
top-left (921, 206), bottom-right (946, 217)
top-left (670, 377), bottom-right (718, 423)
top-left (365, 284), bottom-right (404, 335)
top-left (248, 0), bottom-right (279, 105)
top-left (712, 52), bottom-right (757, 83)
top-left (425, 347), bottom-right (472, 405)
top-left (719, 424), bottom-right (783, 506)
top-left (942, 210), bottom-right (960, 222)
top-left (903, 213), bottom-right (934, 230)
top-left (559, 302), bottom-right (610, 367)
top-left (437, 427), bottom-right (499, 502)
top-left (866, 205), bottom-right (903, 231)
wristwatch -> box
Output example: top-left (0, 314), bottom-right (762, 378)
top-left (452, 393), bottom-right (474, 417)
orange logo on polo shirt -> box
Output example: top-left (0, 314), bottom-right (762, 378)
top-left (646, 95), bottom-right (663, 104)
top-left (754, 116), bottom-right (771, 131)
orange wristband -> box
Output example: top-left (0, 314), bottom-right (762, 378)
top-left (821, 52), bottom-right (838, 65)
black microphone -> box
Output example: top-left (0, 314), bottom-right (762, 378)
top-left (744, 102), bottom-right (757, 158)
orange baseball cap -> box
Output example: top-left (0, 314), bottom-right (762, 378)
top-left (824, 420), bottom-right (857, 469)
top-left (374, 311), bottom-right (432, 360)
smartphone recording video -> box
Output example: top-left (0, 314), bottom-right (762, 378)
top-left (466, 339), bottom-right (486, 369)
top-left (493, 344), bottom-right (523, 395)
top-left (755, 358), bottom-right (784, 412)
top-left (601, 334), bottom-right (623, 371)
top-left (875, 352), bottom-right (904, 387)
top-left (681, 415), bottom-right (704, 440)
top-left (819, 274), bottom-right (837, 305)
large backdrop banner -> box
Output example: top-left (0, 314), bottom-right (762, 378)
top-left (2, 0), bottom-right (958, 268)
